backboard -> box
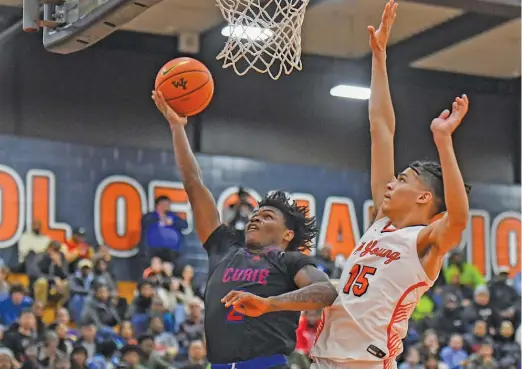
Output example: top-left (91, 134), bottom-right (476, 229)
top-left (36, 0), bottom-right (163, 54)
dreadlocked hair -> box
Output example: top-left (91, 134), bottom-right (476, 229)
top-left (258, 190), bottom-right (318, 252)
top-left (409, 160), bottom-right (472, 215)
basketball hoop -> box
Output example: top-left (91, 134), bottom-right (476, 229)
top-left (216, 0), bottom-right (310, 80)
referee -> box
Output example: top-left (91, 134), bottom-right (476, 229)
top-left (152, 91), bottom-right (338, 369)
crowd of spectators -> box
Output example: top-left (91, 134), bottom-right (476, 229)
top-left (0, 196), bottom-right (519, 369)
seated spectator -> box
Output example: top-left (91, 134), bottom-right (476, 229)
top-left (55, 357), bottom-right (72, 369)
top-left (440, 270), bottom-right (473, 306)
top-left (429, 293), bottom-right (466, 344)
top-left (92, 258), bottom-right (116, 294)
top-left (20, 344), bottom-right (40, 369)
top-left (80, 285), bottom-right (119, 330)
top-left (70, 345), bottom-right (89, 369)
top-left (34, 241), bottom-right (69, 307)
top-left (0, 347), bottom-right (15, 369)
top-left (69, 260), bottom-right (95, 322)
top-left (439, 334), bottom-right (468, 369)
top-left (148, 316), bottom-right (178, 357)
top-left (141, 196), bottom-right (188, 266)
top-left (75, 324), bottom-right (97, 359)
top-left (31, 300), bottom-right (46, 339)
top-left (493, 320), bottom-right (520, 369)
top-left (179, 266), bottom-right (203, 305)
top-left (2, 309), bottom-right (37, 361)
top-left (467, 343), bottom-right (497, 369)
top-left (488, 267), bottom-right (520, 327)
top-left (0, 285), bottom-right (33, 326)
top-left (37, 331), bottom-right (66, 368)
top-left (137, 334), bottom-right (172, 369)
top-left (65, 228), bottom-right (94, 274)
top-left (17, 220), bottom-right (51, 267)
top-left (0, 264), bottom-right (10, 299)
top-left (115, 321), bottom-right (137, 347)
top-left (157, 277), bottom-right (183, 315)
top-left (314, 245), bottom-right (335, 277)
top-left (181, 340), bottom-right (207, 369)
top-left (399, 347), bottom-right (423, 369)
top-left (53, 308), bottom-right (78, 341)
top-left (463, 320), bottom-right (493, 354)
top-left (143, 257), bottom-right (164, 280)
top-left (86, 339), bottom-right (118, 369)
top-left (126, 280), bottom-right (154, 336)
top-left (176, 299), bottom-right (204, 354)
top-left (444, 251), bottom-right (485, 290)
top-left (55, 323), bottom-right (73, 356)
top-left (120, 345), bottom-right (146, 369)
top-left (462, 286), bottom-right (501, 333)
top-left (425, 354), bottom-right (449, 369)
top-left (149, 297), bottom-right (175, 333)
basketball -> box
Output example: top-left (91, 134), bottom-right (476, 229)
top-left (154, 57), bottom-right (214, 117)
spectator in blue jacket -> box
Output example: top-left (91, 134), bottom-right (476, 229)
top-left (0, 284), bottom-right (33, 326)
top-left (440, 334), bottom-right (469, 369)
top-left (141, 196), bottom-right (188, 267)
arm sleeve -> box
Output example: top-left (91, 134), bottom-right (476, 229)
top-left (282, 252), bottom-right (317, 278)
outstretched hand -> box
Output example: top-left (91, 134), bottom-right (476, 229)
top-left (431, 94), bottom-right (469, 138)
top-left (151, 90), bottom-right (187, 127)
top-left (221, 290), bottom-right (271, 317)
top-left (368, 0), bottom-right (398, 53)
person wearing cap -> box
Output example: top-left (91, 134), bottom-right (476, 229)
top-left (65, 228), bottom-right (94, 274)
top-left (68, 259), bottom-right (95, 323)
top-left (34, 241), bottom-right (69, 307)
top-left (444, 250), bottom-right (485, 290)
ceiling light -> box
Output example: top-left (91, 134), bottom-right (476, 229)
top-left (221, 25), bottom-right (273, 41)
top-left (330, 85), bottom-right (371, 100)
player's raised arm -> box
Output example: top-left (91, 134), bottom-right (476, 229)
top-left (368, 0), bottom-right (398, 215)
top-left (418, 95), bottom-right (471, 277)
top-left (152, 90), bottom-right (220, 244)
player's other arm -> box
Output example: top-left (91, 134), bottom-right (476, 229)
top-left (418, 95), bottom-right (471, 279)
top-left (222, 266), bottom-right (337, 316)
top-left (368, 0), bottom-right (398, 216)
top-left (268, 265), bottom-right (337, 312)
top-left (152, 91), bottom-right (220, 244)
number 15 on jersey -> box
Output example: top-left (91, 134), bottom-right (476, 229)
top-left (343, 264), bottom-right (377, 297)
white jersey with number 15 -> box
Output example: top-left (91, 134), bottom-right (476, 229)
top-left (311, 216), bottom-right (436, 368)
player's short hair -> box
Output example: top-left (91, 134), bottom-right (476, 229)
top-left (409, 160), bottom-right (471, 215)
top-left (258, 190), bottom-right (318, 251)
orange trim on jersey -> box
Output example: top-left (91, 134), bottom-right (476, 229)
top-left (310, 309), bottom-right (327, 361)
top-left (381, 221), bottom-right (397, 233)
top-left (383, 281), bottom-right (428, 369)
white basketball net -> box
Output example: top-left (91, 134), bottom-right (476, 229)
top-left (216, 0), bottom-right (310, 80)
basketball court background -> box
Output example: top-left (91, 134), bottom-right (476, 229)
top-left (0, 0), bottom-right (519, 281)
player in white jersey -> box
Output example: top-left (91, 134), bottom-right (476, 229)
top-left (220, 1), bottom-right (471, 368)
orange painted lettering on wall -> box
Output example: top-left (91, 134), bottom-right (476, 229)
top-left (322, 202), bottom-right (358, 257)
top-left (99, 182), bottom-right (142, 251)
top-left (0, 171), bottom-right (20, 242)
top-left (469, 213), bottom-right (488, 277)
top-left (153, 186), bottom-right (189, 220)
top-left (30, 175), bottom-right (67, 243)
top-left (493, 215), bottom-right (521, 277)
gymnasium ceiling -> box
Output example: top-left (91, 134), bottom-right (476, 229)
top-left (0, 0), bottom-right (520, 79)
top-left (121, 0), bottom-right (521, 79)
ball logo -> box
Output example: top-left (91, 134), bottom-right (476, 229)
top-left (172, 78), bottom-right (188, 90)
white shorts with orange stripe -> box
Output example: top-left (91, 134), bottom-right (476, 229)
top-left (310, 358), bottom-right (398, 369)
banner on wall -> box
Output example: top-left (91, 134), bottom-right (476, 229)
top-left (0, 135), bottom-right (519, 280)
